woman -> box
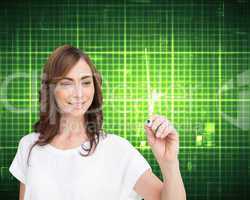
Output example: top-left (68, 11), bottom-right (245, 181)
top-left (9, 45), bottom-right (186, 200)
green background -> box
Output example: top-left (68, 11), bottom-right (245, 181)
top-left (0, 0), bottom-right (249, 199)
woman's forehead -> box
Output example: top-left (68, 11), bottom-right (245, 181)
top-left (66, 58), bottom-right (93, 77)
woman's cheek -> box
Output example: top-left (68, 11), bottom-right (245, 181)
top-left (55, 90), bottom-right (69, 109)
top-left (87, 88), bottom-right (94, 99)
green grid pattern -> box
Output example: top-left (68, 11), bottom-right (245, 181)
top-left (0, 0), bottom-right (249, 199)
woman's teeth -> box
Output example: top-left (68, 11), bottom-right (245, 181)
top-left (68, 102), bottom-right (84, 106)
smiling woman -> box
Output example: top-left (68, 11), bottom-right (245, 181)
top-left (8, 45), bottom-right (186, 200)
top-left (28, 45), bottom-right (104, 158)
top-left (8, 45), bottom-right (152, 200)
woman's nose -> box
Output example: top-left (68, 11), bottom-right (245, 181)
top-left (72, 84), bottom-right (83, 98)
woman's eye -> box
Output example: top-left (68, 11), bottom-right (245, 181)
top-left (82, 81), bottom-right (91, 85)
top-left (61, 82), bottom-right (71, 86)
top-left (59, 81), bottom-right (91, 87)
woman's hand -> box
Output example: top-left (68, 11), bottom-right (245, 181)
top-left (144, 115), bottom-right (179, 164)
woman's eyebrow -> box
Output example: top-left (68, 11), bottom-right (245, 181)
top-left (62, 75), bottom-right (92, 81)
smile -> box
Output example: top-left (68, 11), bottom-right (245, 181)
top-left (68, 102), bottom-right (84, 105)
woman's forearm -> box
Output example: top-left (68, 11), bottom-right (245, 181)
top-left (159, 159), bottom-right (186, 200)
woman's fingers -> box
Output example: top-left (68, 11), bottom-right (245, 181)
top-left (146, 115), bottom-right (178, 139)
top-left (156, 122), bottom-right (167, 138)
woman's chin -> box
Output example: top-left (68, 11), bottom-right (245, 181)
top-left (71, 111), bottom-right (85, 116)
top-left (60, 110), bottom-right (85, 117)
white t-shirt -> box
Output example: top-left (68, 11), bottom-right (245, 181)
top-left (9, 132), bottom-right (152, 200)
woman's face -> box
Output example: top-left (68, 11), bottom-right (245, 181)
top-left (54, 58), bottom-right (95, 117)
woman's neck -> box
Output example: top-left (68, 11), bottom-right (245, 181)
top-left (58, 114), bottom-right (88, 140)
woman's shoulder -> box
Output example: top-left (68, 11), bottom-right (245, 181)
top-left (103, 132), bottom-right (132, 149)
top-left (104, 132), bottom-right (128, 143)
top-left (19, 132), bottom-right (40, 147)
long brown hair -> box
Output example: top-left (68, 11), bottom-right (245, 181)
top-left (27, 44), bottom-right (106, 166)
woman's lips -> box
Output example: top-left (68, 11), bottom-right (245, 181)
top-left (68, 102), bottom-right (84, 105)
top-left (68, 102), bottom-right (84, 108)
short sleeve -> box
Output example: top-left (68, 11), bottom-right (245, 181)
top-left (9, 136), bottom-right (28, 184)
top-left (122, 140), bottom-right (152, 199)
